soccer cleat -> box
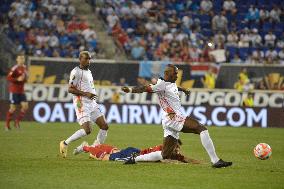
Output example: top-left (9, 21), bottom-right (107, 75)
top-left (124, 153), bottom-right (136, 165)
top-left (5, 122), bottom-right (11, 131)
top-left (212, 159), bottom-right (232, 168)
top-left (73, 141), bottom-right (88, 155)
top-left (59, 141), bottom-right (68, 158)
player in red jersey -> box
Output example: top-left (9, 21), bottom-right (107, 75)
top-left (73, 140), bottom-right (200, 164)
top-left (5, 53), bottom-right (28, 130)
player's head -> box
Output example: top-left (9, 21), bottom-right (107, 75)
top-left (16, 52), bottom-right (25, 65)
top-left (164, 64), bottom-right (178, 83)
top-left (79, 51), bottom-right (91, 69)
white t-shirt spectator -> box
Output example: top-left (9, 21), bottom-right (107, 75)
top-left (223, 0), bottom-right (236, 11)
top-left (107, 13), bottom-right (119, 28)
top-left (200, 0), bottom-right (213, 13)
top-left (265, 49), bottom-right (278, 59)
top-left (227, 32), bottom-right (239, 46)
top-left (264, 32), bottom-right (276, 47)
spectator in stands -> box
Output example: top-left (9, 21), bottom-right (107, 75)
top-left (245, 5), bottom-right (260, 25)
top-left (251, 48), bottom-right (264, 64)
top-left (265, 47), bottom-right (278, 64)
top-left (242, 92), bottom-right (254, 107)
top-left (256, 79), bottom-right (267, 90)
top-left (131, 41), bottom-right (145, 60)
top-left (223, 0), bottom-right (237, 15)
top-left (231, 54), bottom-right (242, 63)
top-left (201, 68), bottom-right (216, 89)
top-left (212, 12), bottom-right (228, 33)
top-left (278, 48), bottom-right (284, 65)
top-left (270, 6), bottom-right (281, 23)
top-left (234, 68), bottom-right (251, 91)
top-left (200, 0), bottom-right (213, 15)
top-left (264, 31), bottom-right (276, 47)
top-left (250, 29), bottom-right (262, 47)
top-left (226, 30), bottom-right (238, 47)
top-left (276, 32), bottom-right (284, 48)
top-left (238, 28), bottom-right (250, 47)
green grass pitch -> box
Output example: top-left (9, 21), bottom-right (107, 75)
top-left (0, 122), bottom-right (283, 189)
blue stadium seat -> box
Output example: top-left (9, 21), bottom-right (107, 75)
top-left (239, 47), bottom-right (250, 60)
top-left (226, 46), bottom-right (238, 60)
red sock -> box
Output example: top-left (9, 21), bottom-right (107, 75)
top-left (6, 111), bottom-right (14, 128)
top-left (16, 110), bottom-right (26, 123)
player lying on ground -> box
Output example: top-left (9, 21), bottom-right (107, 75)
top-left (73, 140), bottom-right (201, 164)
top-left (122, 64), bottom-right (232, 168)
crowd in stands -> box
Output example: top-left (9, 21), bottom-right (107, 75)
top-left (0, 0), bottom-right (99, 58)
top-left (97, 0), bottom-right (284, 64)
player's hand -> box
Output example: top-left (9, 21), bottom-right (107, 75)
top-left (184, 89), bottom-right (190, 96)
top-left (85, 92), bottom-right (97, 100)
top-left (17, 75), bottom-right (25, 81)
top-left (121, 86), bottom-right (131, 93)
top-left (167, 112), bottom-right (176, 120)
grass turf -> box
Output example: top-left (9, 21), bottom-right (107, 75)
top-left (0, 122), bottom-right (283, 189)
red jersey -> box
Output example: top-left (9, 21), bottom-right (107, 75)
top-left (84, 144), bottom-right (118, 159)
top-left (140, 145), bottom-right (163, 155)
top-left (7, 64), bottom-right (28, 93)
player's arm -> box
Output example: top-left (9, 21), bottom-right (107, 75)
top-left (68, 84), bottom-right (97, 100)
top-left (121, 85), bottom-right (152, 93)
top-left (6, 70), bottom-right (23, 83)
top-left (177, 87), bottom-right (190, 96)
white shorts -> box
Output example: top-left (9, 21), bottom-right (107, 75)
top-left (162, 114), bottom-right (185, 139)
top-left (74, 100), bottom-right (104, 125)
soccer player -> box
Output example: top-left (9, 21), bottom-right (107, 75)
top-left (121, 64), bottom-right (232, 168)
top-left (59, 51), bottom-right (109, 158)
top-left (73, 140), bottom-right (200, 164)
top-left (5, 53), bottom-right (28, 130)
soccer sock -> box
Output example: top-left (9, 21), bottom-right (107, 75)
top-left (135, 151), bottom-right (163, 162)
top-left (65, 129), bottom-right (87, 145)
top-left (16, 110), bottom-right (26, 122)
top-left (200, 130), bottom-right (219, 164)
top-left (6, 111), bottom-right (14, 127)
top-left (93, 129), bottom-right (108, 145)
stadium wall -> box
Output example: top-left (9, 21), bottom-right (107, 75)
top-left (0, 84), bottom-right (283, 128)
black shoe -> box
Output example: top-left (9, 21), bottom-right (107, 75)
top-left (124, 154), bottom-right (136, 165)
top-left (212, 159), bottom-right (232, 168)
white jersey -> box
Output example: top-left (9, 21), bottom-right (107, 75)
top-left (150, 78), bottom-right (186, 139)
top-left (69, 66), bottom-right (96, 104)
top-left (69, 66), bottom-right (103, 125)
top-left (150, 78), bottom-right (185, 118)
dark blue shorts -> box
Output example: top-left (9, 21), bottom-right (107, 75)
top-left (9, 93), bottom-right (27, 104)
top-left (109, 147), bottom-right (140, 161)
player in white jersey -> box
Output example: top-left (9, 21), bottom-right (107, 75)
top-left (122, 64), bottom-right (232, 168)
top-left (59, 51), bottom-right (109, 158)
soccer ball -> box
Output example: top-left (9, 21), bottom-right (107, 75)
top-left (253, 143), bottom-right (272, 160)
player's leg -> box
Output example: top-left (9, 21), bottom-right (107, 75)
top-left (15, 98), bottom-right (28, 128)
top-left (90, 108), bottom-right (109, 146)
top-left (181, 117), bottom-right (232, 167)
top-left (6, 93), bottom-right (18, 130)
top-left (60, 118), bottom-right (91, 158)
top-left (161, 135), bottom-right (179, 159)
top-left (6, 104), bottom-right (16, 130)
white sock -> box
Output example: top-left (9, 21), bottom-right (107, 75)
top-left (200, 130), bottom-right (219, 164)
top-left (65, 129), bottom-right (87, 145)
top-left (135, 151), bottom-right (163, 162)
top-left (93, 129), bottom-right (108, 145)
